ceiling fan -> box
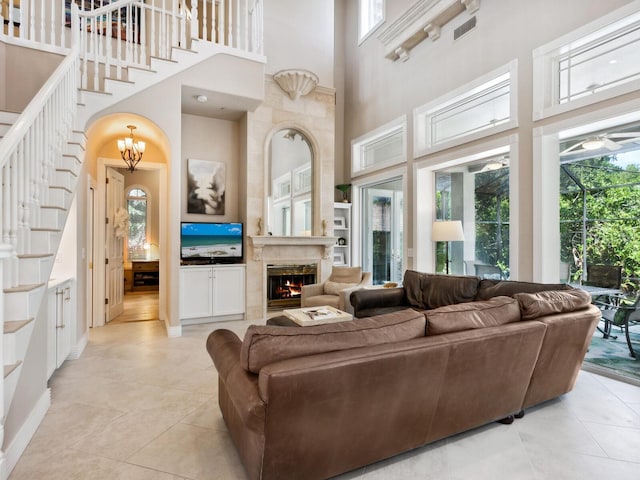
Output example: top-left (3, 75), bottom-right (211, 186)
top-left (561, 132), bottom-right (640, 156)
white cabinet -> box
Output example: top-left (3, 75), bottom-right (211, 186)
top-left (47, 279), bottom-right (74, 379)
top-left (333, 202), bottom-right (352, 266)
top-left (180, 264), bottom-right (245, 323)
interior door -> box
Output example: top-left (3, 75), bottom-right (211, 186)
top-left (106, 167), bottom-right (125, 321)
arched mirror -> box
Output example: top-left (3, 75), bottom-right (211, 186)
top-left (268, 129), bottom-right (313, 236)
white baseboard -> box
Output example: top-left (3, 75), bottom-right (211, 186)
top-left (3, 389), bottom-right (51, 480)
top-left (67, 331), bottom-right (88, 360)
top-left (165, 318), bottom-right (182, 337)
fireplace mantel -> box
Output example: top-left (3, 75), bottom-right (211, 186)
top-left (249, 236), bottom-right (338, 261)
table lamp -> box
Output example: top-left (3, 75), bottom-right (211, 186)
top-left (432, 220), bottom-right (464, 274)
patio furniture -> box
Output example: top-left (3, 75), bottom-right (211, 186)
top-left (585, 264), bottom-right (622, 289)
top-left (475, 264), bottom-right (502, 280)
top-left (593, 294), bottom-right (640, 358)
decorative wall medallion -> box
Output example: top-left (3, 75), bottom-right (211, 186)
top-left (273, 69), bottom-right (319, 100)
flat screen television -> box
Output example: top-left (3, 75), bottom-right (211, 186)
top-left (180, 222), bottom-right (243, 263)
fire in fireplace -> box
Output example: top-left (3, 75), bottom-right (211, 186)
top-left (267, 264), bottom-right (317, 309)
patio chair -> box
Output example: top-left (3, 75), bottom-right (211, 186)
top-left (584, 264), bottom-right (622, 289)
top-left (594, 294), bottom-right (640, 358)
top-left (475, 264), bottom-right (502, 280)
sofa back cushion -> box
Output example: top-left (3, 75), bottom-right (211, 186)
top-left (403, 270), bottom-right (480, 310)
top-left (426, 296), bottom-right (521, 335)
top-left (240, 308), bottom-right (426, 373)
top-left (514, 289), bottom-right (592, 320)
top-left (475, 279), bottom-right (571, 301)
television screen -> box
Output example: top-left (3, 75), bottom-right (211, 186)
top-left (181, 222), bottom-right (243, 262)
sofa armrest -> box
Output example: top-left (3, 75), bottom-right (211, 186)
top-left (207, 329), bottom-right (266, 432)
top-left (350, 287), bottom-right (407, 317)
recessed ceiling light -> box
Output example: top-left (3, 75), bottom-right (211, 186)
top-left (196, 95), bottom-right (208, 103)
top-left (582, 137), bottom-right (605, 150)
top-left (609, 59), bottom-right (618, 64)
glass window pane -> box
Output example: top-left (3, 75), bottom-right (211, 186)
top-left (435, 159), bottom-right (510, 277)
top-left (558, 21), bottom-right (640, 104)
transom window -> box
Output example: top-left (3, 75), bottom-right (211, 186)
top-left (359, 0), bottom-right (385, 43)
top-left (414, 61), bottom-right (517, 156)
top-left (558, 18), bottom-right (640, 105)
top-left (533, 3), bottom-right (640, 119)
top-left (351, 116), bottom-right (406, 177)
top-left (127, 186), bottom-right (149, 258)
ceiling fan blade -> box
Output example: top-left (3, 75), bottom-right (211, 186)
top-left (603, 138), bottom-right (622, 151)
top-left (560, 142), bottom-right (585, 155)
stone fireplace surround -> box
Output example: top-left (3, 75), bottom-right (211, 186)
top-left (248, 235), bottom-right (337, 319)
top-left (243, 77), bottom-right (337, 320)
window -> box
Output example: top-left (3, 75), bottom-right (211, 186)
top-left (434, 157), bottom-right (510, 277)
top-left (359, 0), bottom-right (385, 43)
top-left (533, 3), bottom-right (640, 119)
top-left (414, 61), bottom-right (517, 156)
top-left (127, 186), bottom-right (149, 259)
top-left (351, 116), bottom-right (406, 177)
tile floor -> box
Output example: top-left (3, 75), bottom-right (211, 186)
top-left (8, 309), bottom-right (640, 479)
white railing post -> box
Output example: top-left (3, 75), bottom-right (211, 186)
top-left (190, 1), bottom-right (198, 41)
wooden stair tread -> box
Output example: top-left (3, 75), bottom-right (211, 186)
top-left (4, 283), bottom-right (45, 293)
top-left (31, 227), bottom-right (61, 232)
top-left (4, 319), bottom-right (34, 334)
top-left (17, 253), bottom-right (55, 259)
top-left (4, 362), bottom-right (22, 379)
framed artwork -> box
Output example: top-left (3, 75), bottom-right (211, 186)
top-left (333, 252), bottom-right (345, 265)
top-left (334, 217), bottom-right (346, 228)
top-left (187, 159), bottom-right (226, 215)
top-left (65, 0), bottom-right (141, 42)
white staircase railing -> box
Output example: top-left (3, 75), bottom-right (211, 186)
top-left (0, 5), bottom-right (80, 289)
top-left (1, 0), bottom-right (264, 92)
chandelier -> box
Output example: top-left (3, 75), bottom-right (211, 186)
top-left (117, 125), bottom-right (146, 172)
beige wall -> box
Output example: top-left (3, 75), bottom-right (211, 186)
top-left (264, 0), bottom-right (334, 87)
top-left (340, 0), bottom-right (634, 280)
top-left (1, 45), bottom-right (62, 111)
top-left (181, 114), bottom-right (241, 222)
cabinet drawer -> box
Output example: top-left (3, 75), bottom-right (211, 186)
top-left (132, 261), bottom-right (159, 272)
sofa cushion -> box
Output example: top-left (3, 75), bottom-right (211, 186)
top-left (240, 309), bottom-right (426, 373)
top-left (514, 289), bottom-right (592, 320)
top-left (426, 296), bottom-right (521, 335)
top-left (324, 280), bottom-right (357, 295)
top-left (403, 270), bottom-right (480, 310)
top-left (329, 266), bottom-right (362, 284)
top-left (475, 279), bottom-right (572, 301)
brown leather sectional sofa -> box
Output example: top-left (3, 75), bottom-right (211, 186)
top-left (207, 271), bottom-right (600, 480)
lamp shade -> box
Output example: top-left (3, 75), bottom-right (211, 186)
top-left (432, 220), bottom-right (465, 242)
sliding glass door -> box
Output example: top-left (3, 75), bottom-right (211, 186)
top-left (361, 177), bottom-right (404, 284)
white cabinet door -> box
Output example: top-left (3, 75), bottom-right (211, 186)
top-left (47, 280), bottom-right (74, 378)
top-left (179, 267), bottom-right (213, 319)
top-left (212, 266), bottom-right (245, 316)
top-left (46, 287), bottom-right (58, 379)
top-left (57, 283), bottom-right (72, 368)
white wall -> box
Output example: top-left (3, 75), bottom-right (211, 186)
top-left (263, 0), bottom-right (334, 87)
top-left (340, 0), bottom-right (633, 279)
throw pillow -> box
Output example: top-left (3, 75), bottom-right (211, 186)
top-left (240, 308), bottom-right (426, 373)
top-left (324, 280), bottom-right (358, 295)
top-left (514, 289), bottom-right (592, 320)
top-left (426, 296), bottom-right (521, 335)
